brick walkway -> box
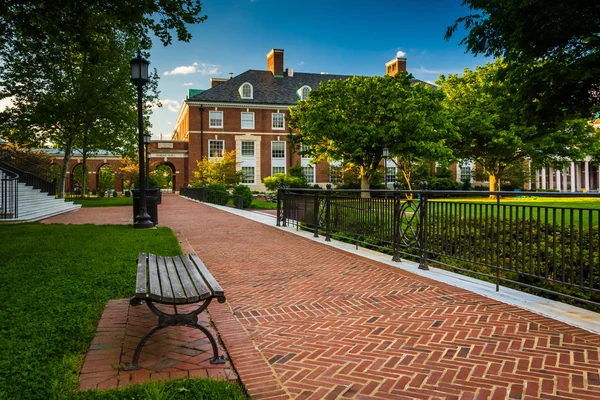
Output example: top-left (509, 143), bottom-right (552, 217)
top-left (50, 195), bottom-right (600, 399)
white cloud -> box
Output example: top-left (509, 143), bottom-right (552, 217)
top-left (161, 99), bottom-right (181, 112)
top-left (0, 96), bottom-right (15, 112)
top-left (164, 62), bottom-right (219, 76)
top-left (182, 82), bottom-right (193, 86)
top-left (396, 50), bottom-right (406, 58)
top-left (414, 66), bottom-right (462, 75)
top-left (298, 61), bottom-right (305, 66)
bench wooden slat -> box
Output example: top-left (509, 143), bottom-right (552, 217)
top-left (148, 254), bottom-right (162, 301)
top-left (165, 257), bottom-right (187, 303)
top-left (135, 253), bottom-right (147, 298)
top-left (181, 255), bottom-right (211, 300)
top-left (173, 256), bottom-right (200, 302)
top-left (157, 256), bottom-right (175, 303)
top-left (189, 253), bottom-right (224, 297)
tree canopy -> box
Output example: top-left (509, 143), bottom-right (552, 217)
top-left (446, 0), bottom-right (600, 120)
top-left (287, 73), bottom-right (454, 195)
top-left (437, 59), bottom-right (594, 192)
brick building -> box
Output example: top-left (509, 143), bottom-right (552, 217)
top-left (171, 48), bottom-right (420, 191)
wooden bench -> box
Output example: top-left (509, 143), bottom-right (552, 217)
top-left (124, 253), bottom-right (226, 370)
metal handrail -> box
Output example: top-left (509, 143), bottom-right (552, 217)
top-left (0, 150), bottom-right (56, 195)
top-left (0, 167), bottom-right (19, 219)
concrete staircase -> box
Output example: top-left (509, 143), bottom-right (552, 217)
top-left (1, 179), bottom-right (81, 223)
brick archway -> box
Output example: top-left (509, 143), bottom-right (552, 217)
top-left (153, 162), bottom-right (177, 192)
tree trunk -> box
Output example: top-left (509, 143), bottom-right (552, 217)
top-left (488, 174), bottom-right (498, 199)
top-left (360, 166), bottom-right (371, 198)
top-left (81, 151), bottom-right (87, 199)
top-left (58, 140), bottom-right (74, 199)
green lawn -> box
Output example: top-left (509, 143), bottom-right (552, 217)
top-left (72, 197), bottom-right (133, 207)
top-left (0, 223), bottom-right (246, 400)
top-left (247, 199), bottom-right (277, 210)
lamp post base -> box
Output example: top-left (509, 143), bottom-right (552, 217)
top-left (134, 211), bottom-right (154, 229)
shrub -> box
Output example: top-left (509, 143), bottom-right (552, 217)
top-left (124, 190), bottom-right (131, 197)
top-left (428, 178), bottom-right (462, 190)
top-left (112, 191), bottom-right (118, 198)
top-left (206, 183), bottom-right (229, 205)
top-left (233, 185), bottom-right (253, 208)
top-left (264, 173), bottom-right (309, 190)
top-left (98, 191), bottom-right (105, 198)
top-left (91, 189), bottom-right (97, 196)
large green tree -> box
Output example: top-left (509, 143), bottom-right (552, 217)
top-left (438, 60), bottom-right (593, 192)
top-left (446, 0), bottom-right (600, 121)
top-left (287, 74), bottom-right (453, 197)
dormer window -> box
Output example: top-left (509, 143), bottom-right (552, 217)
top-left (240, 82), bottom-right (253, 99)
top-left (298, 85), bottom-right (312, 100)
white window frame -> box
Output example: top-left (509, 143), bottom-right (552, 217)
top-left (208, 140), bottom-right (224, 158)
top-left (272, 166), bottom-right (286, 175)
top-left (460, 160), bottom-right (473, 182)
top-left (240, 82), bottom-right (253, 99)
top-left (241, 140), bottom-right (255, 158)
top-left (385, 166), bottom-right (397, 184)
top-left (298, 85), bottom-right (312, 100)
top-left (209, 111), bottom-right (223, 128)
top-left (241, 166), bottom-right (255, 184)
top-left (241, 112), bottom-right (255, 129)
top-left (271, 141), bottom-right (286, 159)
top-left (272, 112), bottom-right (285, 130)
top-left (301, 143), bottom-right (311, 159)
top-left (303, 165), bottom-right (315, 184)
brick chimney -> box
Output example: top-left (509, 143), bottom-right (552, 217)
top-left (385, 57), bottom-right (406, 76)
top-left (267, 49), bottom-right (284, 78)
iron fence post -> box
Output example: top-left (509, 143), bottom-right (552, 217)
top-left (392, 181), bottom-right (402, 262)
top-left (496, 193), bottom-right (501, 291)
top-left (276, 180), bottom-right (283, 227)
top-left (325, 184), bottom-right (332, 241)
top-left (418, 181), bottom-right (429, 270)
top-left (313, 184), bottom-right (319, 238)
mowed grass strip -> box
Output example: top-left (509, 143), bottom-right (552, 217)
top-left (0, 223), bottom-right (246, 400)
top-left (72, 197), bottom-right (133, 207)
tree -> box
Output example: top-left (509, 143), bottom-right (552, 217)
top-left (119, 156), bottom-right (139, 189)
top-left (192, 151), bottom-right (244, 187)
top-left (446, 1), bottom-right (600, 120)
top-left (0, 1), bottom-right (206, 48)
top-left (437, 60), bottom-right (593, 193)
top-left (287, 74), bottom-right (454, 197)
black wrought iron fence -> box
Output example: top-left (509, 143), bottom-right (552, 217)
top-left (180, 186), bottom-right (244, 209)
top-left (0, 169), bottom-right (19, 219)
top-left (277, 185), bottom-right (600, 306)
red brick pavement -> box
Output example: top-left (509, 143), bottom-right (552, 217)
top-left (50, 195), bottom-right (600, 399)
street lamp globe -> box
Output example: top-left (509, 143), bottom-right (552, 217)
top-left (130, 50), bottom-right (149, 87)
top-left (144, 133), bottom-right (151, 145)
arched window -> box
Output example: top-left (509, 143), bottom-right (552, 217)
top-left (298, 85), bottom-right (312, 100)
top-left (240, 82), bottom-right (253, 99)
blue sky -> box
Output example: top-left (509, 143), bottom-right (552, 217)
top-left (148, 0), bottom-right (489, 138)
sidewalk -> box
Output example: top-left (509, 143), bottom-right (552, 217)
top-left (49, 195), bottom-right (600, 399)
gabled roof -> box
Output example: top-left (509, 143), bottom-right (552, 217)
top-left (188, 70), bottom-right (352, 105)
top-left (187, 69), bottom-right (433, 106)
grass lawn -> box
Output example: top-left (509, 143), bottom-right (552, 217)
top-left (247, 199), bottom-right (277, 210)
top-left (72, 197), bottom-right (133, 207)
top-left (0, 223), bottom-right (246, 400)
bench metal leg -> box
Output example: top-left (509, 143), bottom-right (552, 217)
top-left (124, 297), bottom-right (226, 370)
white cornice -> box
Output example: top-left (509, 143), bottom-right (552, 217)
top-left (186, 101), bottom-right (295, 110)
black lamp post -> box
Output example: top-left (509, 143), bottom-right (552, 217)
top-left (130, 49), bottom-right (153, 229)
top-left (383, 147), bottom-right (389, 188)
top-left (144, 133), bottom-right (151, 188)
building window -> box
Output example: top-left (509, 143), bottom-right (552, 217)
top-left (298, 85), bottom-right (312, 100)
top-left (272, 166), bottom-right (285, 175)
top-left (271, 141), bottom-right (285, 158)
top-left (240, 83), bottom-right (253, 99)
top-left (209, 111), bottom-right (223, 128)
top-left (330, 165), bottom-right (343, 184)
top-left (460, 161), bottom-right (472, 182)
top-left (241, 167), bottom-right (255, 184)
top-left (241, 112), bottom-right (254, 129)
top-left (386, 167), bottom-right (397, 184)
top-left (241, 141), bottom-right (255, 157)
top-left (209, 140), bottom-right (224, 158)
top-left (303, 166), bottom-right (314, 184)
top-left (272, 113), bottom-right (285, 130)
top-left (301, 143), bottom-right (311, 158)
